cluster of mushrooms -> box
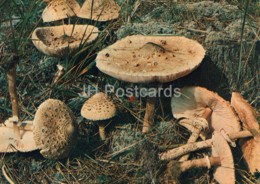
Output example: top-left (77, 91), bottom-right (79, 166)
top-left (0, 0), bottom-right (259, 183)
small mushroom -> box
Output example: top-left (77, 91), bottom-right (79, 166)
top-left (81, 92), bottom-right (116, 140)
top-left (32, 24), bottom-right (99, 57)
top-left (231, 92), bottom-right (260, 173)
top-left (165, 131), bottom-right (235, 184)
top-left (33, 99), bottom-right (78, 159)
top-left (77, 0), bottom-right (121, 22)
top-left (96, 35), bottom-right (205, 133)
top-left (172, 86), bottom-right (241, 161)
top-left (159, 130), bottom-right (253, 161)
top-left (42, 0), bottom-right (80, 22)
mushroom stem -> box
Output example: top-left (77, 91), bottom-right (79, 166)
top-left (179, 108), bottom-right (212, 161)
top-left (159, 130), bottom-right (253, 161)
top-left (142, 96), bottom-right (156, 133)
top-left (99, 124), bottom-right (106, 141)
top-left (7, 65), bottom-right (20, 140)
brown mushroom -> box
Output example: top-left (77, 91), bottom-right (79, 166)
top-left (42, 0), bottom-right (80, 22)
top-left (77, 0), bottom-right (121, 22)
top-left (165, 131), bottom-right (235, 184)
top-left (96, 35), bottom-right (205, 133)
top-left (33, 99), bottom-right (78, 159)
top-left (231, 92), bottom-right (260, 173)
top-left (81, 92), bottom-right (117, 140)
top-left (172, 86), bottom-right (241, 161)
top-left (32, 24), bottom-right (99, 57)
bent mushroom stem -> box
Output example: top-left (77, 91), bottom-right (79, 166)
top-left (142, 96), bottom-right (157, 133)
top-left (160, 130), bottom-right (253, 161)
top-left (179, 107), bottom-right (212, 161)
top-left (7, 65), bottom-right (20, 140)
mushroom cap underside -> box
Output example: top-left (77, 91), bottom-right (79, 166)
top-left (96, 35), bottom-right (205, 83)
top-left (32, 24), bottom-right (99, 57)
top-left (171, 86), bottom-right (241, 134)
top-left (81, 92), bottom-right (116, 121)
top-left (0, 126), bottom-right (37, 153)
top-left (33, 99), bottom-right (77, 159)
top-left (77, 0), bottom-right (121, 21)
top-left (42, 0), bottom-right (80, 22)
top-left (212, 131), bottom-right (235, 184)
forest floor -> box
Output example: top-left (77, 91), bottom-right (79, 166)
top-left (0, 0), bottom-right (259, 183)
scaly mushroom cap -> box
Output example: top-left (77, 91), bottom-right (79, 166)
top-left (32, 24), bottom-right (99, 57)
top-left (171, 86), bottom-right (241, 135)
top-left (42, 0), bottom-right (80, 22)
top-left (231, 92), bottom-right (260, 173)
top-left (96, 35), bottom-right (205, 83)
top-left (33, 99), bottom-right (77, 159)
top-left (77, 0), bottom-right (121, 21)
top-left (212, 131), bottom-right (235, 184)
top-left (0, 125), bottom-right (37, 153)
top-left (81, 92), bottom-right (116, 121)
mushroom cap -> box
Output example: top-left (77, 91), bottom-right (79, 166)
top-left (33, 99), bottom-right (77, 159)
top-left (171, 86), bottom-right (241, 135)
top-left (42, 0), bottom-right (80, 22)
top-left (81, 92), bottom-right (116, 121)
top-left (231, 92), bottom-right (259, 131)
top-left (32, 24), bottom-right (99, 57)
top-left (0, 125), bottom-right (37, 153)
top-left (77, 0), bottom-right (121, 21)
top-left (96, 35), bottom-right (205, 83)
top-left (212, 131), bottom-right (235, 184)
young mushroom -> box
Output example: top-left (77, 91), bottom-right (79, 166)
top-left (96, 35), bottom-right (205, 133)
top-left (77, 0), bottom-right (121, 22)
top-left (231, 92), bottom-right (260, 173)
top-left (81, 92), bottom-right (116, 140)
top-left (32, 24), bottom-right (99, 57)
top-left (42, 0), bottom-right (80, 23)
top-left (0, 99), bottom-right (78, 160)
top-left (165, 131), bottom-right (235, 184)
top-left (171, 86), bottom-right (241, 161)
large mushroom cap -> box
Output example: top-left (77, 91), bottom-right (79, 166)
top-left (42, 0), bottom-right (80, 22)
top-left (81, 92), bottom-right (116, 121)
top-left (171, 86), bottom-right (241, 135)
top-left (231, 92), bottom-right (260, 173)
top-left (96, 35), bottom-right (205, 83)
top-left (32, 24), bottom-right (99, 57)
top-left (0, 126), bottom-right (37, 153)
top-left (77, 0), bottom-right (121, 21)
top-left (33, 99), bottom-right (77, 159)
top-left (212, 131), bottom-right (235, 184)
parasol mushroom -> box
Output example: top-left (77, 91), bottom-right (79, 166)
top-left (32, 24), bottom-right (99, 57)
top-left (42, 0), bottom-right (80, 22)
top-left (171, 86), bottom-right (241, 161)
top-left (33, 99), bottom-right (78, 159)
top-left (96, 35), bottom-right (205, 133)
top-left (231, 92), bottom-right (260, 173)
top-left (164, 131), bottom-right (235, 184)
top-left (77, 0), bottom-right (121, 22)
top-left (81, 92), bottom-right (117, 140)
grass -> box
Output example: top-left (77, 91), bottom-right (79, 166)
top-left (0, 0), bottom-right (259, 183)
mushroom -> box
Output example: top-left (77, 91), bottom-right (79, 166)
top-left (231, 92), bottom-right (260, 173)
top-left (77, 0), bottom-right (121, 22)
top-left (81, 92), bottom-right (116, 140)
top-left (33, 99), bottom-right (78, 159)
top-left (42, 0), bottom-right (80, 22)
top-left (159, 130), bottom-right (253, 161)
top-left (0, 99), bottom-right (78, 159)
top-left (96, 35), bottom-right (205, 133)
top-left (171, 86), bottom-right (241, 161)
top-left (32, 24), bottom-right (99, 57)
top-left (165, 131), bottom-right (235, 184)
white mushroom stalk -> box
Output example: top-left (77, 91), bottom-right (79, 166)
top-left (159, 130), bottom-right (253, 161)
